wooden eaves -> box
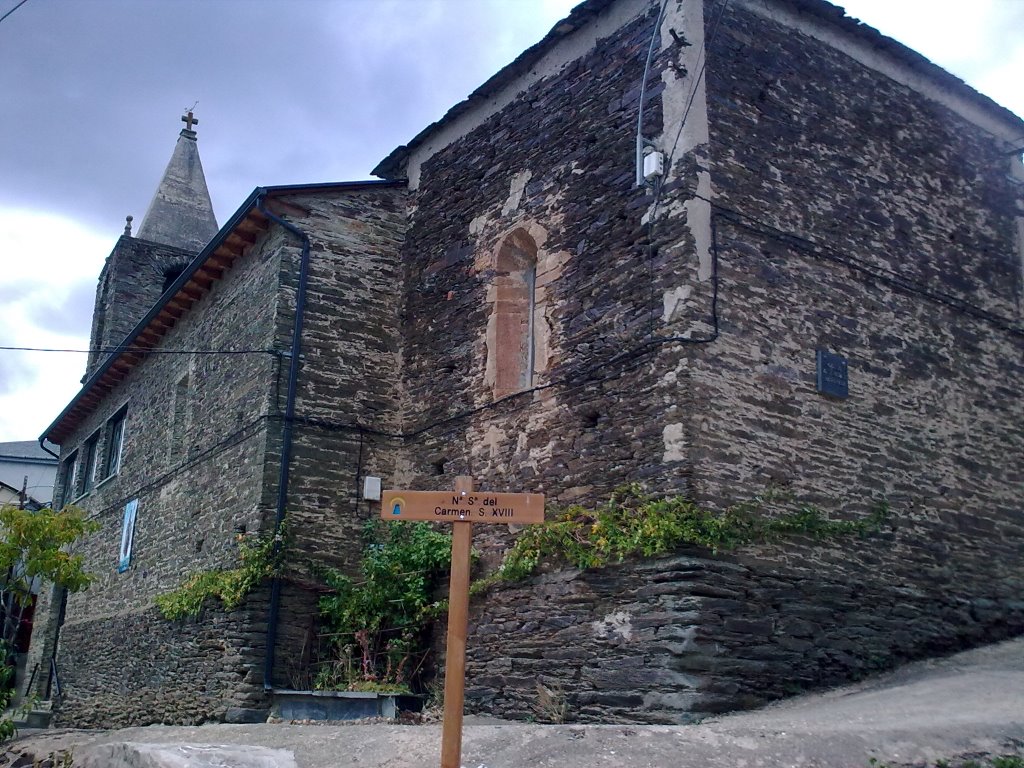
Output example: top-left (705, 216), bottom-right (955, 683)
top-left (40, 180), bottom-right (404, 448)
top-left (38, 191), bottom-right (275, 446)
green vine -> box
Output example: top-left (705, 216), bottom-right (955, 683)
top-left (316, 520), bottom-right (453, 693)
top-left (470, 484), bottom-right (888, 595)
top-left (156, 526), bottom-right (284, 620)
top-left (0, 504), bottom-right (96, 742)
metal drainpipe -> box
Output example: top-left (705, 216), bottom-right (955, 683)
top-left (38, 437), bottom-right (59, 460)
top-left (256, 196), bottom-right (312, 692)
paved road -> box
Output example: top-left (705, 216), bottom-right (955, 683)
top-left (7, 636), bottom-right (1023, 767)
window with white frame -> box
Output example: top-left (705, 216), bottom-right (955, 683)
top-left (58, 450), bottom-right (78, 509)
top-left (104, 408), bottom-right (127, 478)
top-left (82, 431), bottom-right (100, 493)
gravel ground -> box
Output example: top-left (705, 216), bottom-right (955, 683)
top-left (3, 636), bottom-right (1022, 768)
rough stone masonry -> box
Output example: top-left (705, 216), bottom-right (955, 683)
top-left (30, 0), bottom-right (1023, 727)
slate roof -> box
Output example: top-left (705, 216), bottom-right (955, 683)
top-left (0, 440), bottom-right (57, 463)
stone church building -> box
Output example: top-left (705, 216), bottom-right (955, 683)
top-left (29, 0), bottom-right (1023, 726)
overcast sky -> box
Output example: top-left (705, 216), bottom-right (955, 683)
top-left (1, 0), bottom-right (1022, 447)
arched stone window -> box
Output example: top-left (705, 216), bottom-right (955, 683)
top-left (489, 228), bottom-right (538, 398)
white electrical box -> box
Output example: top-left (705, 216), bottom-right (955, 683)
top-left (363, 476), bottom-right (382, 501)
top-left (643, 151), bottom-right (665, 181)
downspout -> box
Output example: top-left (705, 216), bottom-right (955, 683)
top-left (38, 437), bottom-right (59, 460)
top-left (256, 196), bottom-right (312, 692)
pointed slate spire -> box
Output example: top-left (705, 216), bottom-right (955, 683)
top-left (136, 111), bottom-right (218, 253)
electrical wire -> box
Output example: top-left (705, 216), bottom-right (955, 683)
top-left (0, 0), bottom-right (29, 25)
top-left (63, 182), bottom-right (1022, 513)
top-left (48, 0), bottom-right (1023, 493)
top-left (701, 195), bottom-right (1024, 337)
top-left (636, 0), bottom-right (671, 186)
top-left (77, 414), bottom-right (271, 520)
top-left (641, 0), bottom-right (732, 345)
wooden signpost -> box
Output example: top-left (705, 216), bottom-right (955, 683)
top-left (380, 477), bottom-right (544, 768)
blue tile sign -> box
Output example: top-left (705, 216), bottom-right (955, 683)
top-left (816, 350), bottom-right (848, 399)
top-left (117, 498), bottom-right (138, 573)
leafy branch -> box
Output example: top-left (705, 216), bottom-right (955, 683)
top-left (0, 504), bottom-right (97, 742)
top-left (155, 526), bottom-right (285, 619)
top-left (470, 484), bottom-right (888, 595)
top-left (315, 520), bottom-right (453, 693)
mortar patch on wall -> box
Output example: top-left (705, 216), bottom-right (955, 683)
top-left (593, 611), bottom-right (633, 642)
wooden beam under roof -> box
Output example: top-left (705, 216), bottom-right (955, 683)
top-left (180, 283), bottom-right (203, 301)
top-left (229, 229), bottom-right (259, 247)
top-left (263, 197), bottom-right (309, 219)
top-left (42, 187), bottom-right (311, 446)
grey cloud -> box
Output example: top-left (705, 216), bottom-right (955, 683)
top-left (0, 282), bottom-right (43, 305)
top-left (0, 354), bottom-right (30, 396)
top-left (27, 280), bottom-right (97, 337)
top-left (0, 0), bottom-right (567, 234)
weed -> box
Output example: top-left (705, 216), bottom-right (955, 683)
top-left (474, 484), bottom-right (889, 594)
top-left (156, 525), bottom-right (285, 619)
top-left (532, 681), bottom-right (569, 723)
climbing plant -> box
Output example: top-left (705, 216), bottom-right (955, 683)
top-left (315, 520), bottom-right (453, 693)
top-left (315, 486), bottom-right (887, 692)
top-left (470, 484), bottom-right (889, 595)
top-left (156, 526), bottom-right (284, 620)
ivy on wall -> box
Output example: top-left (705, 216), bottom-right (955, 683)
top-left (155, 526), bottom-right (284, 620)
top-left (153, 487), bottom-right (888, 693)
top-left (471, 484), bottom-right (888, 594)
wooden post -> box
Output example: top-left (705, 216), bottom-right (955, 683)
top-left (440, 475), bottom-right (474, 768)
top-left (380, 478), bottom-right (543, 766)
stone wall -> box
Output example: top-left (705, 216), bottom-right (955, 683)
top-left (263, 186), bottom-right (407, 686)
top-left (85, 236), bottom-right (195, 378)
top-left (388, 0), bottom-right (1023, 723)
top-left (55, 595), bottom-right (271, 728)
top-left (30, 0), bottom-right (1024, 729)
top-left (34, 221), bottom-right (285, 725)
top-left (396, 4), bottom-right (667, 498)
top-left (466, 540), bottom-right (1024, 723)
top-left (36, 184), bottom-right (409, 722)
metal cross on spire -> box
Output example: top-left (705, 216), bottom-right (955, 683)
top-left (181, 110), bottom-right (199, 132)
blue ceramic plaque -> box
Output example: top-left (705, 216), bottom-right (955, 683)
top-left (816, 350), bottom-right (848, 399)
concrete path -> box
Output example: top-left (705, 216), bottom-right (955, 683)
top-left (5, 636), bottom-right (1023, 767)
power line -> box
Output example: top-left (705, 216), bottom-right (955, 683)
top-left (642, 0), bottom-right (731, 344)
top-left (0, 0), bottom-right (29, 26)
top-left (79, 414), bottom-right (271, 520)
top-left (699, 194), bottom-right (1024, 338)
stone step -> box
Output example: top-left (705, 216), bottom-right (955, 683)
top-left (75, 743), bottom-right (298, 768)
top-left (7, 700), bottom-right (53, 729)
